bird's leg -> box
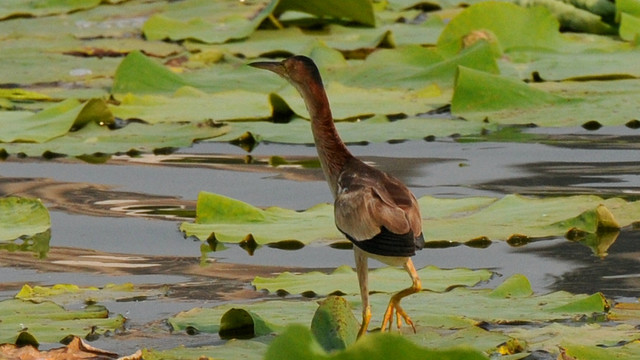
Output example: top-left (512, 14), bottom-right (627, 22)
top-left (381, 258), bottom-right (421, 333)
top-left (354, 249), bottom-right (370, 338)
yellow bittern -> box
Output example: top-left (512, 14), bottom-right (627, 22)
top-left (250, 56), bottom-right (424, 337)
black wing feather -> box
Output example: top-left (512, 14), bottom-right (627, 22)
top-left (340, 226), bottom-right (424, 257)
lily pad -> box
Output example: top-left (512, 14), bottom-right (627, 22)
top-left (0, 197), bottom-right (50, 241)
top-left (0, 98), bottom-right (112, 143)
top-left (252, 265), bottom-right (493, 296)
top-left (265, 324), bottom-right (488, 360)
top-left (142, 0), bottom-right (278, 43)
top-left (15, 282), bottom-right (168, 305)
top-left (181, 192), bottom-right (640, 246)
top-left (275, 0), bottom-right (376, 27)
top-left (0, 120), bottom-right (229, 157)
top-left (436, 1), bottom-right (566, 57)
top-left (216, 116), bottom-right (492, 145)
top-left (0, 299), bottom-right (125, 345)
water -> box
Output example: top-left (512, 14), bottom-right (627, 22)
top-left (2, 127), bottom-right (640, 352)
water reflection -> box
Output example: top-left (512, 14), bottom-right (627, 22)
top-left (516, 228), bottom-right (640, 299)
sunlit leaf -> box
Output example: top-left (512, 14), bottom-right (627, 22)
top-left (436, 2), bottom-right (565, 57)
top-left (518, 0), bottom-right (616, 34)
top-left (141, 340), bottom-right (268, 360)
top-left (452, 66), bottom-right (564, 114)
top-left (310, 296), bottom-right (359, 351)
top-left (181, 193), bottom-right (640, 246)
top-left (617, 0), bottom-right (640, 41)
top-left (0, 197), bottom-right (50, 241)
top-left (0, 0), bottom-right (102, 20)
top-left (265, 324), bottom-right (489, 360)
top-left (142, 0), bottom-right (278, 43)
top-left (111, 89), bottom-right (272, 123)
top-left (15, 282), bottom-right (167, 305)
top-left (0, 299), bottom-right (125, 344)
top-left (217, 116), bottom-right (493, 145)
top-left (252, 265), bottom-right (493, 295)
top-left (0, 121), bottom-right (229, 157)
top-left (275, 0), bottom-right (376, 27)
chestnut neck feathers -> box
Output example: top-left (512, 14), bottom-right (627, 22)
top-left (279, 56), bottom-right (354, 197)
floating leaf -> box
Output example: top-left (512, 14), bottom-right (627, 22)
top-left (180, 191), bottom-right (342, 245)
top-left (142, 0), bottom-right (278, 43)
top-left (142, 340), bottom-right (268, 360)
top-left (252, 265), bottom-right (493, 296)
top-left (0, 121), bottom-right (229, 157)
top-left (15, 283), bottom-right (167, 305)
top-left (451, 66), bottom-right (565, 114)
top-left (181, 193), bottom-right (640, 246)
top-left (0, 197), bottom-right (50, 241)
top-left (219, 308), bottom-right (275, 339)
top-left (0, 299), bottom-right (125, 345)
top-left (265, 324), bottom-right (489, 360)
top-left (275, 0), bottom-right (376, 27)
top-left (217, 116), bottom-right (492, 145)
top-left (436, 2), bottom-right (566, 57)
top-left (310, 296), bottom-right (359, 352)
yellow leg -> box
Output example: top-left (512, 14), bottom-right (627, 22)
top-left (380, 259), bottom-right (421, 333)
top-left (357, 305), bottom-right (371, 338)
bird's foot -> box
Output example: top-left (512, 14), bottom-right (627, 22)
top-left (381, 299), bottom-right (416, 333)
top-left (357, 307), bottom-right (372, 338)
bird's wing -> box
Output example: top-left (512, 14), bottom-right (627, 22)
top-left (334, 166), bottom-right (423, 256)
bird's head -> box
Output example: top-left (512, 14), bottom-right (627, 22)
top-left (249, 55), bottom-right (323, 88)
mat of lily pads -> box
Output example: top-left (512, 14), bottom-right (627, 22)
top-left (163, 273), bottom-right (640, 359)
top-left (180, 192), bottom-right (639, 246)
top-left (2, 0), bottom-right (640, 156)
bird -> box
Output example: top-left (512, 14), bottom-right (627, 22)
top-left (249, 55), bottom-right (424, 337)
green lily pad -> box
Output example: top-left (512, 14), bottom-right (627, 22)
top-left (252, 265), bottom-right (493, 296)
top-left (0, 120), bottom-right (229, 157)
top-left (0, 0), bottom-right (103, 20)
top-left (15, 282), bottom-right (168, 305)
top-left (451, 66), bottom-right (564, 114)
top-left (141, 340), bottom-right (268, 360)
top-left (0, 197), bottom-right (50, 241)
top-left (518, 0), bottom-right (616, 34)
top-left (142, 0), bottom-right (278, 43)
top-left (180, 191), bottom-right (342, 245)
top-left (311, 296), bottom-right (359, 352)
top-left (217, 115), bottom-right (492, 145)
top-left (168, 299), bottom-right (320, 334)
top-left (562, 341), bottom-right (640, 360)
top-left (275, 0), bottom-right (376, 27)
top-left (265, 324), bottom-right (488, 360)
top-left (181, 192), bottom-right (640, 246)
top-left (0, 98), bottom-right (112, 143)
top-left (436, 1), bottom-right (566, 57)
top-left (111, 89), bottom-right (272, 123)
top-left (0, 230), bottom-right (50, 259)
top-left (0, 299), bottom-right (125, 345)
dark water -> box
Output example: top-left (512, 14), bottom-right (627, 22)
top-left (1, 125), bottom-right (640, 352)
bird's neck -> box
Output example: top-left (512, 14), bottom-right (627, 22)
top-left (298, 81), bottom-right (353, 198)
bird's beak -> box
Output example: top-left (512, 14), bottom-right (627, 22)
top-left (248, 61), bottom-right (287, 77)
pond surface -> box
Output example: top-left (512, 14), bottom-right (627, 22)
top-left (1, 125), bottom-right (640, 353)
